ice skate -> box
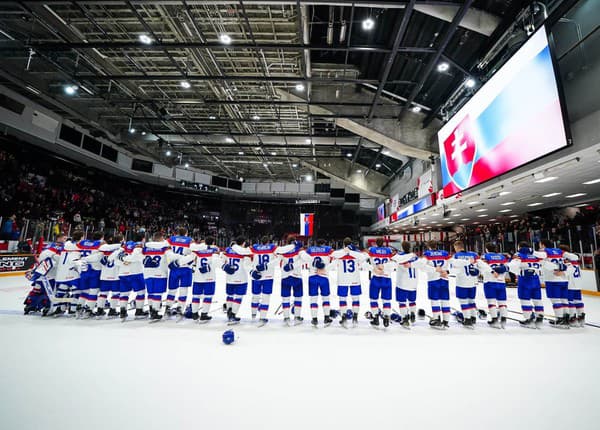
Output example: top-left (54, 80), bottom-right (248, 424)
top-left (324, 315), bottom-right (333, 327)
top-left (410, 312), bottom-right (416, 323)
top-left (148, 309), bottom-right (163, 323)
top-left (198, 313), bottom-right (212, 324)
top-left (352, 312), bottom-right (358, 326)
top-left (311, 317), bottom-right (318, 328)
top-left (400, 316), bottom-right (411, 329)
top-left (52, 307), bottom-right (65, 317)
top-left (487, 317), bottom-right (501, 329)
top-left (429, 317), bottom-right (443, 329)
top-left (134, 308), bottom-right (149, 320)
top-left (284, 317), bottom-right (291, 327)
top-left (95, 308), bottom-right (106, 319)
top-left (257, 318), bottom-right (268, 327)
top-left (370, 314), bottom-right (380, 329)
top-left (222, 303), bottom-right (228, 313)
top-left (577, 313), bottom-right (585, 327)
top-left (535, 315), bottom-right (544, 329)
top-left (227, 313), bottom-right (241, 325)
top-left (107, 308), bottom-right (119, 319)
top-left (191, 312), bottom-right (199, 321)
top-left (462, 318), bottom-right (474, 329)
top-left (80, 308), bottom-right (93, 319)
top-left (442, 320), bottom-right (450, 329)
top-left (519, 319), bottom-right (536, 329)
top-left (500, 316), bottom-right (507, 329)
top-left (382, 315), bottom-right (390, 328)
top-left (294, 316), bottom-right (304, 326)
top-left (549, 317), bottom-right (569, 329)
top-left (175, 307), bottom-right (185, 323)
top-left (470, 316), bottom-right (477, 325)
top-left (119, 308), bottom-right (128, 322)
top-left (339, 315), bottom-right (349, 329)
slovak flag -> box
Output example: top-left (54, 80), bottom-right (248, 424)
top-left (300, 213), bottom-right (314, 236)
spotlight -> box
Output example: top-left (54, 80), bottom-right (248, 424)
top-left (165, 150), bottom-right (172, 156)
top-left (139, 34), bottom-right (152, 45)
top-left (180, 80), bottom-right (191, 89)
top-left (225, 137), bottom-right (234, 143)
top-left (209, 115), bottom-right (216, 120)
top-left (292, 163), bottom-right (298, 168)
top-left (375, 163), bottom-right (381, 168)
top-left (305, 138), bottom-right (311, 144)
top-left (437, 62), bottom-right (449, 72)
top-left (356, 169), bottom-right (362, 173)
top-left (141, 131), bottom-right (146, 136)
top-left (64, 85), bottom-right (78, 95)
top-left (129, 128), bottom-right (136, 134)
top-left (238, 151), bottom-right (244, 155)
top-left (252, 115), bottom-right (260, 120)
top-left (411, 105), bottom-right (421, 113)
top-left (346, 153), bottom-right (352, 157)
top-left (305, 174), bottom-right (313, 182)
top-left (219, 34), bottom-right (232, 44)
top-left (295, 83), bottom-right (305, 91)
top-left (465, 78), bottom-right (476, 88)
top-left (362, 18), bottom-right (375, 31)
top-left (271, 152), bottom-right (277, 156)
top-left (184, 162), bottom-right (190, 168)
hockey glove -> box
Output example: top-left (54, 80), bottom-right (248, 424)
top-left (100, 256), bottom-right (109, 266)
top-left (492, 264), bottom-right (508, 275)
top-left (523, 268), bottom-right (537, 277)
top-left (283, 262), bottom-right (294, 272)
top-left (168, 261), bottom-right (180, 270)
top-left (467, 265), bottom-right (480, 277)
top-left (557, 262), bottom-right (568, 272)
top-left (222, 264), bottom-right (236, 275)
top-left (251, 270), bottom-right (262, 280)
top-left (117, 251), bottom-right (127, 262)
top-left (199, 264), bottom-right (210, 274)
top-left (256, 263), bottom-right (268, 272)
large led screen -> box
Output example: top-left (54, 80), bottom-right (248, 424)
top-left (438, 27), bottom-right (569, 197)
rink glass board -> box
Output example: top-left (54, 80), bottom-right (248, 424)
top-left (438, 26), bottom-right (571, 197)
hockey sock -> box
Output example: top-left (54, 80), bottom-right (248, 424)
top-left (251, 294), bottom-right (260, 317)
top-left (533, 300), bottom-right (544, 317)
top-left (259, 294), bottom-right (271, 319)
top-left (166, 290), bottom-right (176, 307)
top-left (110, 293), bottom-right (120, 309)
top-left (97, 294), bottom-right (107, 309)
top-left (55, 284), bottom-right (69, 311)
top-left (550, 298), bottom-right (563, 318)
top-left (568, 299), bottom-right (575, 317)
top-left (322, 296), bottom-right (331, 317)
top-left (498, 301), bottom-right (507, 318)
top-left (339, 298), bottom-right (347, 315)
top-left (232, 295), bottom-right (243, 315)
top-left (398, 302), bottom-right (408, 318)
top-left (78, 293), bottom-right (88, 307)
top-left (382, 301), bottom-right (391, 316)
top-left (120, 293), bottom-right (130, 309)
top-left (520, 300), bottom-right (533, 320)
top-left (191, 295), bottom-right (201, 313)
top-left (150, 295), bottom-right (161, 311)
top-left (135, 293), bottom-right (145, 310)
top-left (201, 296), bottom-right (213, 314)
top-left (282, 297), bottom-right (291, 318)
top-left (441, 300), bottom-right (451, 322)
top-left (575, 300), bottom-right (584, 316)
top-left (469, 300), bottom-right (477, 319)
top-left (86, 288), bottom-right (98, 309)
top-left (409, 301), bottom-right (416, 317)
top-left (459, 299), bottom-right (469, 319)
top-left (293, 299), bottom-right (302, 318)
top-left (487, 299), bottom-right (498, 319)
top-left (177, 287), bottom-right (189, 308)
top-left (351, 295), bottom-right (360, 315)
top-left (431, 300), bottom-right (441, 319)
top-left (226, 295), bottom-right (233, 310)
top-left (310, 297), bottom-right (318, 318)
top-left (370, 299), bottom-right (379, 314)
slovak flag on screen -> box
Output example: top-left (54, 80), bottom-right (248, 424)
top-left (300, 213), bottom-right (314, 236)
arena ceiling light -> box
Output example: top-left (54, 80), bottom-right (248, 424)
top-left (305, 174), bottom-right (313, 182)
top-left (534, 176), bottom-right (558, 183)
top-left (411, 106), bottom-right (422, 113)
top-left (139, 34), bottom-right (153, 44)
top-left (499, 191), bottom-right (511, 196)
top-left (465, 78), bottom-right (476, 88)
top-left (64, 84), bottom-right (78, 95)
top-left (509, 214), bottom-right (518, 218)
top-left (141, 131), bottom-right (146, 136)
top-left (346, 152), bottom-right (352, 157)
top-left (583, 178), bottom-right (600, 184)
top-left (180, 80), bottom-right (191, 89)
top-left (238, 151), bottom-right (244, 155)
top-left (477, 214), bottom-right (488, 217)
top-left (165, 150), bottom-right (172, 156)
top-left (362, 18), bottom-right (375, 31)
top-left (566, 193), bottom-right (586, 198)
top-left (437, 62), bottom-right (450, 72)
top-left (500, 201), bottom-right (515, 206)
top-left (295, 83), bottom-right (305, 91)
top-left (129, 128), bottom-right (136, 134)
top-left (292, 163), bottom-right (298, 168)
top-left (356, 169), bottom-right (362, 173)
top-left (543, 192), bottom-right (561, 197)
top-left (499, 209), bottom-right (512, 213)
top-left (527, 202), bottom-right (543, 206)
top-left (467, 200), bottom-right (478, 205)
top-left (460, 218), bottom-right (469, 221)
top-left (225, 137), bottom-right (234, 143)
top-left (184, 162), bottom-right (190, 168)
top-left (375, 163), bottom-right (381, 168)
top-left (252, 115), bottom-right (260, 120)
top-left (305, 139), bottom-right (311, 144)
top-left (382, 150), bottom-right (390, 155)
top-left (475, 208), bottom-right (487, 212)
top-left (271, 152), bottom-right (277, 156)
top-left (209, 115), bottom-right (216, 120)
top-left (219, 34), bottom-right (232, 44)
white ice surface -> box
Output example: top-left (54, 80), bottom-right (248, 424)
top-left (1, 270), bottom-right (600, 430)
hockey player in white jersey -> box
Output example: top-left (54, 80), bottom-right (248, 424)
top-left (535, 239), bottom-right (570, 327)
top-left (391, 241), bottom-right (419, 328)
top-left (74, 231), bottom-right (105, 318)
top-left (247, 236), bottom-right (296, 326)
top-left (477, 242), bottom-right (510, 329)
top-left (190, 236), bottom-right (221, 323)
top-left (300, 239), bottom-right (335, 328)
top-left (142, 232), bottom-right (173, 321)
top-left (222, 237), bottom-right (253, 324)
top-left (165, 228), bottom-right (194, 316)
top-left (560, 245), bottom-right (585, 326)
top-left (365, 238), bottom-right (395, 328)
top-left (24, 235), bottom-right (65, 314)
top-left (331, 237), bottom-right (367, 327)
top-left (278, 237), bottom-right (304, 326)
top-left (53, 231), bottom-right (84, 316)
top-left (109, 233), bottom-right (146, 320)
top-left (449, 241), bottom-right (479, 328)
top-left (95, 234), bottom-right (123, 318)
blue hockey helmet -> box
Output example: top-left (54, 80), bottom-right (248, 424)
top-left (222, 330), bottom-right (235, 345)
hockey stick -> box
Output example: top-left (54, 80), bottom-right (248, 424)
top-left (507, 309), bottom-right (599, 329)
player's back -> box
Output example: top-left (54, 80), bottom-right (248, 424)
top-left (168, 235), bottom-right (192, 257)
top-left (118, 241), bottom-right (144, 276)
top-left (250, 243), bottom-right (279, 279)
top-left (279, 244), bottom-right (302, 279)
top-left (303, 245), bottom-right (333, 275)
top-left (142, 240), bottom-right (171, 278)
top-left (394, 252), bottom-right (419, 289)
top-left (99, 243), bottom-right (121, 281)
top-left (419, 249), bottom-right (451, 281)
top-left (335, 252), bottom-right (362, 286)
top-left (192, 245), bottom-right (220, 283)
top-left (450, 251), bottom-right (479, 287)
top-left (55, 240), bottom-right (81, 282)
top-left (223, 246), bottom-right (250, 284)
top-left (367, 246), bottom-right (394, 278)
top-left (480, 252), bottom-right (509, 283)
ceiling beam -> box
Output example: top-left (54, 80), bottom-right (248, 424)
top-left (397, 0), bottom-right (475, 120)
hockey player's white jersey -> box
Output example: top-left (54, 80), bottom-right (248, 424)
top-left (142, 241), bottom-right (171, 279)
top-left (392, 252), bottom-right (419, 291)
top-left (191, 244), bottom-right (221, 284)
top-left (366, 246), bottom-right (395, 278)
top-left (249, 243), bottom-right (295, 280)
top-left (477, 253), bottom-right (510, 284)
top-left (331, 248), bottom-right (367, 286)
top-left (564, 252), bottom-right (583, 290)
top-left (412, 250), bottom-right (451, 281)
top-left (55, 240), bottom-right (81, 283)
top-left (167, 235), bottom-right (194, 269)
top-left (300, 246), bottom-right (334, 275)
top-left (534, 248), bottom-right (568, 283)
top-left (33, 243), bottom-right (62, 280)
top-left (109, 241), bottom-right (144, 276)
top-left (222, 245), bottom-right (253, 284)
top-left (98, 243), bottom-right (122, 281)
top-left (278, 245), bottom-right (303, 279)
top-left (449, 251), bottom-right (479, 287)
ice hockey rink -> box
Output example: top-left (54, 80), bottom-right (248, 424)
top-left (1, 270), bottom-right (600, 430)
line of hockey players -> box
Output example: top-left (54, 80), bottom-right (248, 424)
top-left (24, 229), bottom-right (586, 329)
